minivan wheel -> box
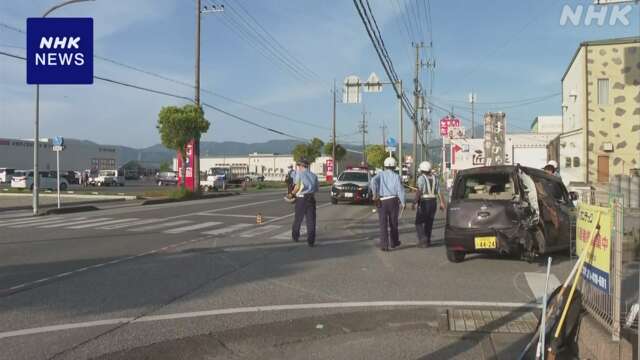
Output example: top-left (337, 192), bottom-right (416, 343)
top-left (60, 183), bottom-right (67, 191)
top-left (446, 249), bottom-right (465, 263)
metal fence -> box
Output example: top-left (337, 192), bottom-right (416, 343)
top-left (577, 189), bottom-right (639, 341)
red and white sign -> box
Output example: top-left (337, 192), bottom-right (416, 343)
top-left (326, 159), bottom-right (334, 182)
top-left (440, 116), bottom-right (460, 137)
top-left (177, 139), bottom-right (196, 191)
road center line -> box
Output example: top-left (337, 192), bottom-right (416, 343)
top-left (0, 300), bottom-right (539, 340)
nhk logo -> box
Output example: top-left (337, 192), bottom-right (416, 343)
top-left (36, 36), bottom-right (85, 66)
top-left (27, 17), bottom-right (93, 84)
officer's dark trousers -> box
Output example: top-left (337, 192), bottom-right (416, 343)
top-left (292, 194), bottom-right (316, 245)
top-left (378, 197), bottom-right (400, 249)
top-left (415, 198), bottom-right (437, 245)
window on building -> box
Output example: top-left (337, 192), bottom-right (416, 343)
top-left (565, 157), bottom-right (572, 168)
top-left (573, 157), bottom-right (580, 167)
top-left (597, 79), bottom-right (609, 106)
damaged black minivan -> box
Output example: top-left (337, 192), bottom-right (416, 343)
top-left (444, 165), bottom-right (576, 263)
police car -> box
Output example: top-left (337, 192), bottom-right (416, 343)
top-left (330, 167), bottom-right (372, 204)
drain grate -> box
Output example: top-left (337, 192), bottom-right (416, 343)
top-left (448, 309), bottom-right (538, 334)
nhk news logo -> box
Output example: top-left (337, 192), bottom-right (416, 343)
top-left (26, 17), bottom-right (93, 84)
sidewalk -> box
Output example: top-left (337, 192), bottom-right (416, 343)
top-left (0, 193), bottom-right (137, 212)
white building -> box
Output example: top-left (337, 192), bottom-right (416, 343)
top-left (0, 137), bottom-right (119, 172)
top-left (451, 133), bottom-right (557, 172)
top-left (173, 153), bottom-right (332, 181)
top-left (531, 116), bottom-right (562, 134)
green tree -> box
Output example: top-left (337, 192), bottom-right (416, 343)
top-left (323, 142), bottom-right (347, 162)
top-left (156, 104), bottom-right (210, 187)
top-left (366, 144), bottom-right (392, 169)
top-left (292, 138), bottom-right (325, 164)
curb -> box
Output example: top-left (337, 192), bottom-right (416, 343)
top-left (44, 206), bottom-right (99, 215)
top-left (141, 192), bottom-right (239, 206)
top-left (0, 198), bottom-right (127, 213)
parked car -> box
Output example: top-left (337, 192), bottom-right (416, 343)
top-left (444, 165), bottom-right (577, 263)
top-left (0, 168), bottom-right (15, 183)
top-left (91, 169), bottom-right (125, 187)
top-left (11, 170), bottom-right (69, 191)
top-left (155, 171), bottom-right (178, 186)
top-left (330, 167), bottom-right (372, 204)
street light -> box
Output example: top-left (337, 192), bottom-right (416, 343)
top-left (194, 0), bottom-right (224, 193)
top-left (33, 0), bottom-right (95, 216)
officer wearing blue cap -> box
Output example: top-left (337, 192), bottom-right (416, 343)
top-left (290, 157), bottom-right (319, 247)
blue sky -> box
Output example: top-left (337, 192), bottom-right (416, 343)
top-left (1, 0), bottom-right (638, 148)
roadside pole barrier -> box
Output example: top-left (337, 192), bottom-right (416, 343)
top-left (536, 256), bottom-right (552, 360)
top-left (519, 212), bottom-right (601, 360)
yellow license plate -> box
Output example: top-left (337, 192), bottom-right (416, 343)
top-left (474, 236), bottom-right (496, 249)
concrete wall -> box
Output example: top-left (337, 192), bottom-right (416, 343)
top-left (585, 41), bottom-right (640, 181)
top-left (0, 137), bottom-right (118, 172)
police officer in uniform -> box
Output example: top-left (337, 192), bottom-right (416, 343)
top-left (290, 157), bottom-right (319, 247)
top-left (371, 157), bottom-right (406, 251)
top-left (412, 161), bottom-right (445, 247)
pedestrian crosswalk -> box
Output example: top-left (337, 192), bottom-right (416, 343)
top-left (0, 214), bottom-right (295, 240)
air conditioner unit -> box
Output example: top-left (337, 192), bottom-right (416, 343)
top-left (602, 142), bottom-right (614, 152)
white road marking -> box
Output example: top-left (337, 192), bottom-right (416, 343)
top-left (524, 272), bottom-right (561, 303)
top-left (39, 218), bottom-right (113, 229)
top-left (130, 220), bottom-right (193, 232)
top-left (8, 217), bottom-right (85, 228)
top-left (201, 223), bottom-right (252, 236)
top-left (195, 213), bottom-right (271, 219)
top-left (164, 222), bottom-right (223, 234)
top-left (67, 218), bottom-right (139, 229)
top-left (98, 218), bottom-right (164, 230)
top-left (262, 203), bottom-right (332, 225)
top-left (0, 216), bottom-right (65, 227)
top-left (239, 225), bottom-right (282, 238)
top-left (272, 225), bottom-right (305, 240)
top-left (0, 300), bottom-right (539, 340)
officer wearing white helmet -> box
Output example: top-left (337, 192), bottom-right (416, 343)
top-left (370, 157), bottom-right (406, 251)
top-left (543, 160), bottom-right (560, 177)
top-left (412, 161), bottom-right (445, 248)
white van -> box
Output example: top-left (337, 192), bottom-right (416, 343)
top-left (0, 168), bottom-right (15, 183)
top-left (11, 171), bottom-right (69, 190)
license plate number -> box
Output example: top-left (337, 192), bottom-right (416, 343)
top-left (344, 192), bottom-right (353, 198)
top-left (474, 236), bottom-right (496, 249)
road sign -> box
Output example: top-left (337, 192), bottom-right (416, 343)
top-left (27, 17), bottom-right (94, 84)
top-left (52, 136), bottom-right (64, 146)
top-left (439, 116), bottom-right (460, 136)
top-left (364, 72), bottom-right (382, 93)
top-left (325, 159), bottom-right (334, 182)
top-left (386, 137), bottom-right (397, 147)
top-left (343, 75), bottom-right (361, 104)
top-left (52, 145), bottom-right (64, 152)
top-left (448, 126), bottom-right (466, 139)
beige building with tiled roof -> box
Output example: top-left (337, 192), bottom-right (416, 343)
top-left (559, 37), bottom-right (640, 186)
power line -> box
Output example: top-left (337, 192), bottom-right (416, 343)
top-left (227, 0), bottom-right (320, 80)
top-left (0, 23), bottom-right (329, 131)
top-left (0, 50), bottom-right (309, 141)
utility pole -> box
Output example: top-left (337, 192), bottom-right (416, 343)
top-left (398, 80), bottom-right (403, 172)
top-left (469, 92), bottom-right (476, 138)
top-left (332, 79), bottom-right (336, 179)
top-left (359, 106), bottom-right (368, 164)
top-left (380, 122), bottom-right (388, 146)
top-left (412, 42), bottom-right (423, 182)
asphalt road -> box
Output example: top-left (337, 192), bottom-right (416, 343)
top-left (0, 190), bottom-right (574, 359)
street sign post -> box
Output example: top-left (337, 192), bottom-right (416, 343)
top-left (386, 137), bottom-right (397, 156)
top-left (325, 158), bottom-right (334, 182)
top-left (52, 136), bottom-right (64, 209)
